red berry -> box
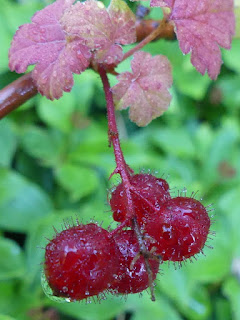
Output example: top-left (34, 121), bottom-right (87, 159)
top-left (110, 173), bottom-right (171, 224)
top-left (144, 197), bottom-right (211, 261)
top-left (110, 230), bottom-right (160, 294)
top-left (44, 223), bottom-right (120, 301)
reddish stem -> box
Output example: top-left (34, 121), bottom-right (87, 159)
top-left (123, 18), bottom-right (170, 62)
top-left (0, 72), bottom-right (37, 119)
top-left (131, 217), bottom-right (156, 301)
top-left (98, 65), bottom-right (135, 227)
top-left (99, 66), bottom-right (157, 301)
top-left (98, 66), bottom-right (132, 184)
top-left (136, 19), bottom-right (175, 42)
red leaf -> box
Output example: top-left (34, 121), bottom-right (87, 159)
top-left (61, 0), bottom-right (136, 66)
top-left (151, 0), bottom-right (235, 79)
top-left (108, 0), bottom-right (136, 45)
top-left (112, 51), bottom-right (172, 127)
top-left (9, 0), bottom-right (91, 100)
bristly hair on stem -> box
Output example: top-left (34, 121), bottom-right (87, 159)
top-left (98, 65), bottom-right (159, 301)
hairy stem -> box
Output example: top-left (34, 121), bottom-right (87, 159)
top-left (131, 217), bottom-right (156, 301)
top-left (98, 66), bottom-right (132, 184)
top-left (99, 66), bottom-right (158, 301)
top-left (0, 72), bottom-right (37, 120)
top-left (99, 65), bottom-right (136, 229)
top-left (123, 18), bottom-right (171, 62)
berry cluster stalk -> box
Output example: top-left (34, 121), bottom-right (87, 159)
top-left (98, 66), bottom-right (157, 301)
top-left (98, 65), bottom-right (134, 219)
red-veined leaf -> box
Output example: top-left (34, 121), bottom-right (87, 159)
top-left (9, 0), bottom-right (91, 100)
top-left (61, 0), bottom-right (136, 66)
top-left (112, 51), bottom-right (173, 127)
top-left (151, 0), bottom-right (235, 79)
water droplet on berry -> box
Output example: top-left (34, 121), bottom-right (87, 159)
top-left (43, 224), bottom-right (120, 301)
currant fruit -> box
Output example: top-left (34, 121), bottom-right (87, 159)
top-left (144, 197), bottom-right (211, 261)
top-left (110, 229), bottom-right (160, 294)
top-left (110, 173), bottom-right (171, 224)
top-left (44, 223), bottom-right (120, 301)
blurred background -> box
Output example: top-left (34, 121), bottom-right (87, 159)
top-left (0, 0), bottom-right (240, 319)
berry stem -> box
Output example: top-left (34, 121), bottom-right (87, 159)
top-left (99, 66), bottom-right (136, 226)
top-left (98, 66), bottom-right (132, 183)
top-left (99, 67), bottom-right (158, 300)
top-left (131, 217), bottom-right (156, 302)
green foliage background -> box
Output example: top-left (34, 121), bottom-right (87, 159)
top-left (0, 1), bottom-right (240, 319)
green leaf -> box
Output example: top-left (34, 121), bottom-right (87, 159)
top-left (202, 123), bottom-right (239, 182)
top-left (217, 75), bottom-right (240, 110)
top-left (0, 168), bottom-right (53, 232)
top-left (223, 277), bottom-right (240, 320)
top-left (37, 94), bottom-right (75, 133)
top-left (0, 119), bottom-right (17, 167)
top-left (37, 71), bottom-right (98, 132)
top-left (21, 126), bottom-right (65, 166)
top-left (215, 297), bottom-right (232, 320)
top-left (223, 39), bottom-right (240, 73)
top-left (0, 238), bottom-right (25, 280)
top-left (126, 292), bottom-right (181, 320)
top-left (69, 123), bottom-right (108, 156)
top-left (52, 295), bottom-right (125, 320)
top-left (0, 282), bottom-right (16, 316)
top-left (0, 315), bottom-right (17, 320)
top-left (0, 23), bottom-right (11, 73)
top-left (174, 57), bottom-right (211, 100)
top-left (194, 124), bottom-right (214, 163)
top-left (150, 127), bottom-right (196, 158)
top-left (158, 265), bottom-right (211, 320)
top-left (0, 280), bottom-right (41, 320)
top-left (55, 164), bottom-right (99, 201)
top-left (218, 185), bottom-right (240, 255)
top-left (68, 123), bottom-right (114, 175)
top-left (0, 0), bottom-right (42, 73)
top-left (72, 70), bottom-right (99, 113)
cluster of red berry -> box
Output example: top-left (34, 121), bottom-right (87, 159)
top-left (44, 173), bottom-right (211, 302)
